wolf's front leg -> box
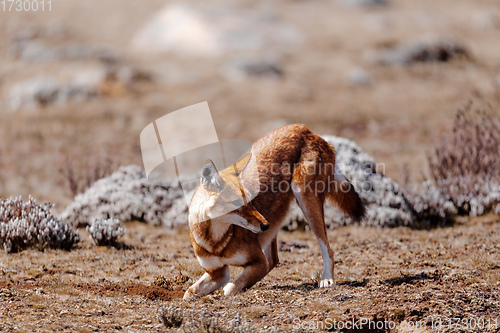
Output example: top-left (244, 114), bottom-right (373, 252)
top-left (183, 265), bottom-right (229, 299)
top-left (223, 254), bottom-right (268, 295)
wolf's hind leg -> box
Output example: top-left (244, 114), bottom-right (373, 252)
top-left (291, 181), bottom-right (335, 288)
top-left (263, 237), bottom-right (279, 273)
top-left (183, 265), bottom-right (229, 299)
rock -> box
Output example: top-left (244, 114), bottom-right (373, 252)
top-left (7, 67), bottom-right (106, 110)
top-left (6, 65), bottom-right (150, 110)
top-left (340, 0), bottom-right (388, 7)
top-left (347, 68), bottom-right (373, 86)
top-left (377, 36), bottom-right (470, 66)
top-left (222, 59), bottom-right (284, 81)
top-left (131, 4), bottom-right (302, 57)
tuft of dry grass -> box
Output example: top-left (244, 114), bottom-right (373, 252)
top-left (61, 153), bottom-right (115, 198)
top-left (158, 302), bottom-right (256, 332)
top-left (403, 103), bottom-right (500, 227)
top-left (428, 103), bottom-right (500, 216)
top-left (158, 302), bottom-right (184, 329)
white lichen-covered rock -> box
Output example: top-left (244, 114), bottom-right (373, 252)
top-left (446, 179), bottom-right (500, 217)
top-left (61, 165), bottom-right (187, 228)
top-left (405, 180), bottom-right (456, 226)
top-left (131, 4), bottom-right (302, 57)
top-left (86, 218), bottom-right (124, 246)
top-left (0, 196), bottom-right (80, 253)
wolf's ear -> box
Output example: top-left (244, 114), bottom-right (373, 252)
top-left (201, 160), bottom-right (225, 191)
top-left (233, 152), bottom-right (252, 175)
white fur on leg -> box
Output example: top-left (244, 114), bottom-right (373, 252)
top-left (319, 278), bottom-right (335, 287)
top-left (183, 270), bottom-right (229, 299)
top-left (262, 242), bottom-right (272, 264)
top-left (223, 282), bottom-right (237, 295)
top-left (318, 239), bottom-right (335, 288)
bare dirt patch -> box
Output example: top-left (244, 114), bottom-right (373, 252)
top-left (74, 282), bottom-right (184, 301)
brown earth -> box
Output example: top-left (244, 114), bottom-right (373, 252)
top-left (1, 217), bottom-right (499, 332)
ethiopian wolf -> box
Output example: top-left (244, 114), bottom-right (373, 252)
top-left (183, 124), bottom-right (365, 299)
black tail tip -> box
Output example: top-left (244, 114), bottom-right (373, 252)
top-left (350, 193), bottom-right (366, 222)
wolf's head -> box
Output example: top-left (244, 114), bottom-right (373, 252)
top-left (192, 154), bottom-right (269, 233)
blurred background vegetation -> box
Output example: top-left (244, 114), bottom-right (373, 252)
top-left (0, 0), bottom-right (499, 210)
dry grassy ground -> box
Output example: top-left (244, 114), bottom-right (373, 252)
top-left (1, 215), bottom-right (499, 332)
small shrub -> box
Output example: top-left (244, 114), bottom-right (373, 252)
top-left (86, 218), bottom-right (124, 246)
top-left (158, 303), bottom-right (256, 332)
top-left (158, 302), bottom-right (184, 329)
top-left (428, 104), bottom-right (500, 216)
top-left (0, 196), bottom-right (80, 253)
top-left (61, 154), bottom-right (115, 197)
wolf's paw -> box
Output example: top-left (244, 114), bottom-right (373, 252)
top-left (223, 282), bottom-right (238, 295)
top-left (319, 278), bottom-right (335, 288)
top-left (183, 288), bottom-right (198, 300)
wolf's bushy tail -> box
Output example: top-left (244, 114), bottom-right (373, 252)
top-left (301, 129), bottom-right (366, 222)
top-left (327, 168), bottom-right (366, 222)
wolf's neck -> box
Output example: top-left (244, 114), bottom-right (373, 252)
top-left (209, 218), bottom-right (233, 241)
top-left (192, 219), bottom-right (233, 254)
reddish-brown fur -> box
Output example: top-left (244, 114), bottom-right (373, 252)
top-left (184, 124), bottom-right (365, 299)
